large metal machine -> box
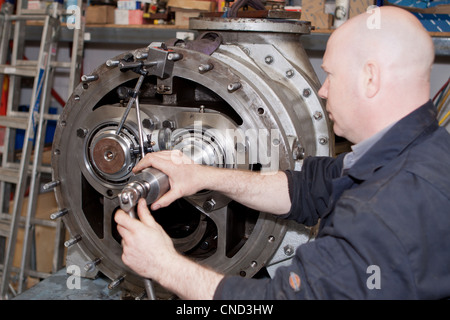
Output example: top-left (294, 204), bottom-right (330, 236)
top-left (49, 15), bottom-right (333, 299)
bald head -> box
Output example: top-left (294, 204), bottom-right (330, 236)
top-left (319, 6), bottom-right (435, 143)
top-left (332, 6), bottom-right (434, 81)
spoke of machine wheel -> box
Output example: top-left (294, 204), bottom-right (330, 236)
top-left (208, 206), bottom-right (227, 258)
top-left (103, 196), bottom-right (119, 242)
top-left (171, 215), bottom-right (208, 252)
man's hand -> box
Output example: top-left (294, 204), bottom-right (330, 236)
top-left (133, 150), bottom-right (204, 211)
top-left (132, 150), bottom-right (291, 215)
top-left (115, 198), bottom-right (224, 299)
top-left (115, 198), bottom-right (177, 280)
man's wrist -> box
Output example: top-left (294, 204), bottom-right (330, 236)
top-left (154, 251), bottom-right (223, 299)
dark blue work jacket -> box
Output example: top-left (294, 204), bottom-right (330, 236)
top-left (214, 100), bottom-right (450, 299)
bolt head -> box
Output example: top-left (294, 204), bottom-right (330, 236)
top-left (319, 137), bottom-right (329, 145)
top-left (77, 128), bottom-right (88, 138)
top-left (203, 199), bottom-right (216, 212)
top-left (284, 245), bottom-right (294, 256)
top-left (286, 69), bottom-right (295, 78)
top-left (313, 111), bottom-right (323, 120)
top-left (303, 88), bottom-right (311, 97)
top-left (265, 55), bottom-right (274, 64)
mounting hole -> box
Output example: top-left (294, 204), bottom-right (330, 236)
top-left (257, 107), bottom-right (265, 115)
top-left (104, 151), bottom-right (115, 161)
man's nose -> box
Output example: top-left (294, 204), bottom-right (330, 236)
top-left (318, 79), bottom-right (328, 99)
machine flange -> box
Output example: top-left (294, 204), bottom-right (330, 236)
top-left (50, 17), bottom-right (333, 298)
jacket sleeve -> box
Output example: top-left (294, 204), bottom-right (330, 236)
top-left (282, 154), bottom-right (345, 226)
top-left (213, 194), bottom-right (416, 300)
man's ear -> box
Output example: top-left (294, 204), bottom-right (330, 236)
top-left (363, 60), bottom-right (380, 98)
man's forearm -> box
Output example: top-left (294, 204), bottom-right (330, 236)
top-left (135, 151), bottom-right (292, 214)
top-left (155, 253), bottom-right (224, 300)
top-left (200, 166), bottom-right (291, 215)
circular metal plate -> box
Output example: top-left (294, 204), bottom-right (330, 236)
top-left (91, 136), bottom-right (127, 175)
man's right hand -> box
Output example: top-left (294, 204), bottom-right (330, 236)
top-left (132, 150), bottom-right (204, 210)
top-left (133, 150), bottom-right (291, 216)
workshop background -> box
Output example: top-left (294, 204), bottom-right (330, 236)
top-left (0, 0), bottom-right (449, 299)
top-left (12, 0), bottom-right (450, 117)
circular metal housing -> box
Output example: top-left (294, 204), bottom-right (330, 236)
top-left (51, 17), bottom-right (333, 298)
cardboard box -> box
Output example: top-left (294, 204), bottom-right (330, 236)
top-left (168, 0), bottom-right (216, 26)
top-left (117, 0), bottom-right (142, 10)
top-left (349, 0), bottom-right (376, 18)
top-left (384, 1), bottom-right (450, 13)
top-left (115, 9), bottom-right (144, 25)
top-left (167, 0), bottom-right (216, 12)
top-left (412, 12), bottom-right (450, 32)
top-left (86, 5), bottom-right (115, 24)
top-left (129, 9), bottom-right (144, 24)
top-left (301, 0), bottom-right (333, 29)
top-left (174, 9), bottom-right (202, 27)
top-left (115, 9), bottom-right (128, 25)
top-left (382, 1), bottom-right (450, 33)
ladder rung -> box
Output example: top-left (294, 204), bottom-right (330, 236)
top-left (44, 113), bottom-right (60, 121)
top-left (20, 9), bottom-right (51, 16)
top-left (0, 167), bottom-right (20, 184)
top-left (4, 162), bottom-right (52, 175)
top-left (0, 116), bottom-right (28, 129)
top-left (26, 269), bottom-right (51, 280)
top-left (5, 111), bottom-right (60, 121)
top-left (0, 114), bottom-right (59, 128)
top-left (0, 221), bottom-right (9, 237)
top-left (0, 213), bottom-right (58, 229)
top-left (52, 61), bottom-right (72, 69)
top-left (0, 65), bottom-right (36, 77)
top-left (40, 166), bottom-right (52, 174)
top-left (0, 264), bottom-right (51, 280)
top-left (9, 14), bottom-right (49, 21)
top-left (16, 60), bottom-right (72, 69)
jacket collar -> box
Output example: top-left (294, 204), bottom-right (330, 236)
top-left (346, 100), bottom-right (439, 181)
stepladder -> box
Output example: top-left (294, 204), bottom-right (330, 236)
top-left (0, 0), bottom-right (84, 299)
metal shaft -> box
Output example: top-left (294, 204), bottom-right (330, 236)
top-left (144, 278), bottom-right (156, 300)
top-left (115, 73), bottom-right (146, 135)
top-left (135, 97), bottom-right (146, 159)
top-left (127, 207), bottom-right (137, 220)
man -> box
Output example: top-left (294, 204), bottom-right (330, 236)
top-left (115, 6), bottom-right (450, 299)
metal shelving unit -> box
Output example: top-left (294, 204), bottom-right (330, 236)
top-left (21, 23), bottom-right (450, 56)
